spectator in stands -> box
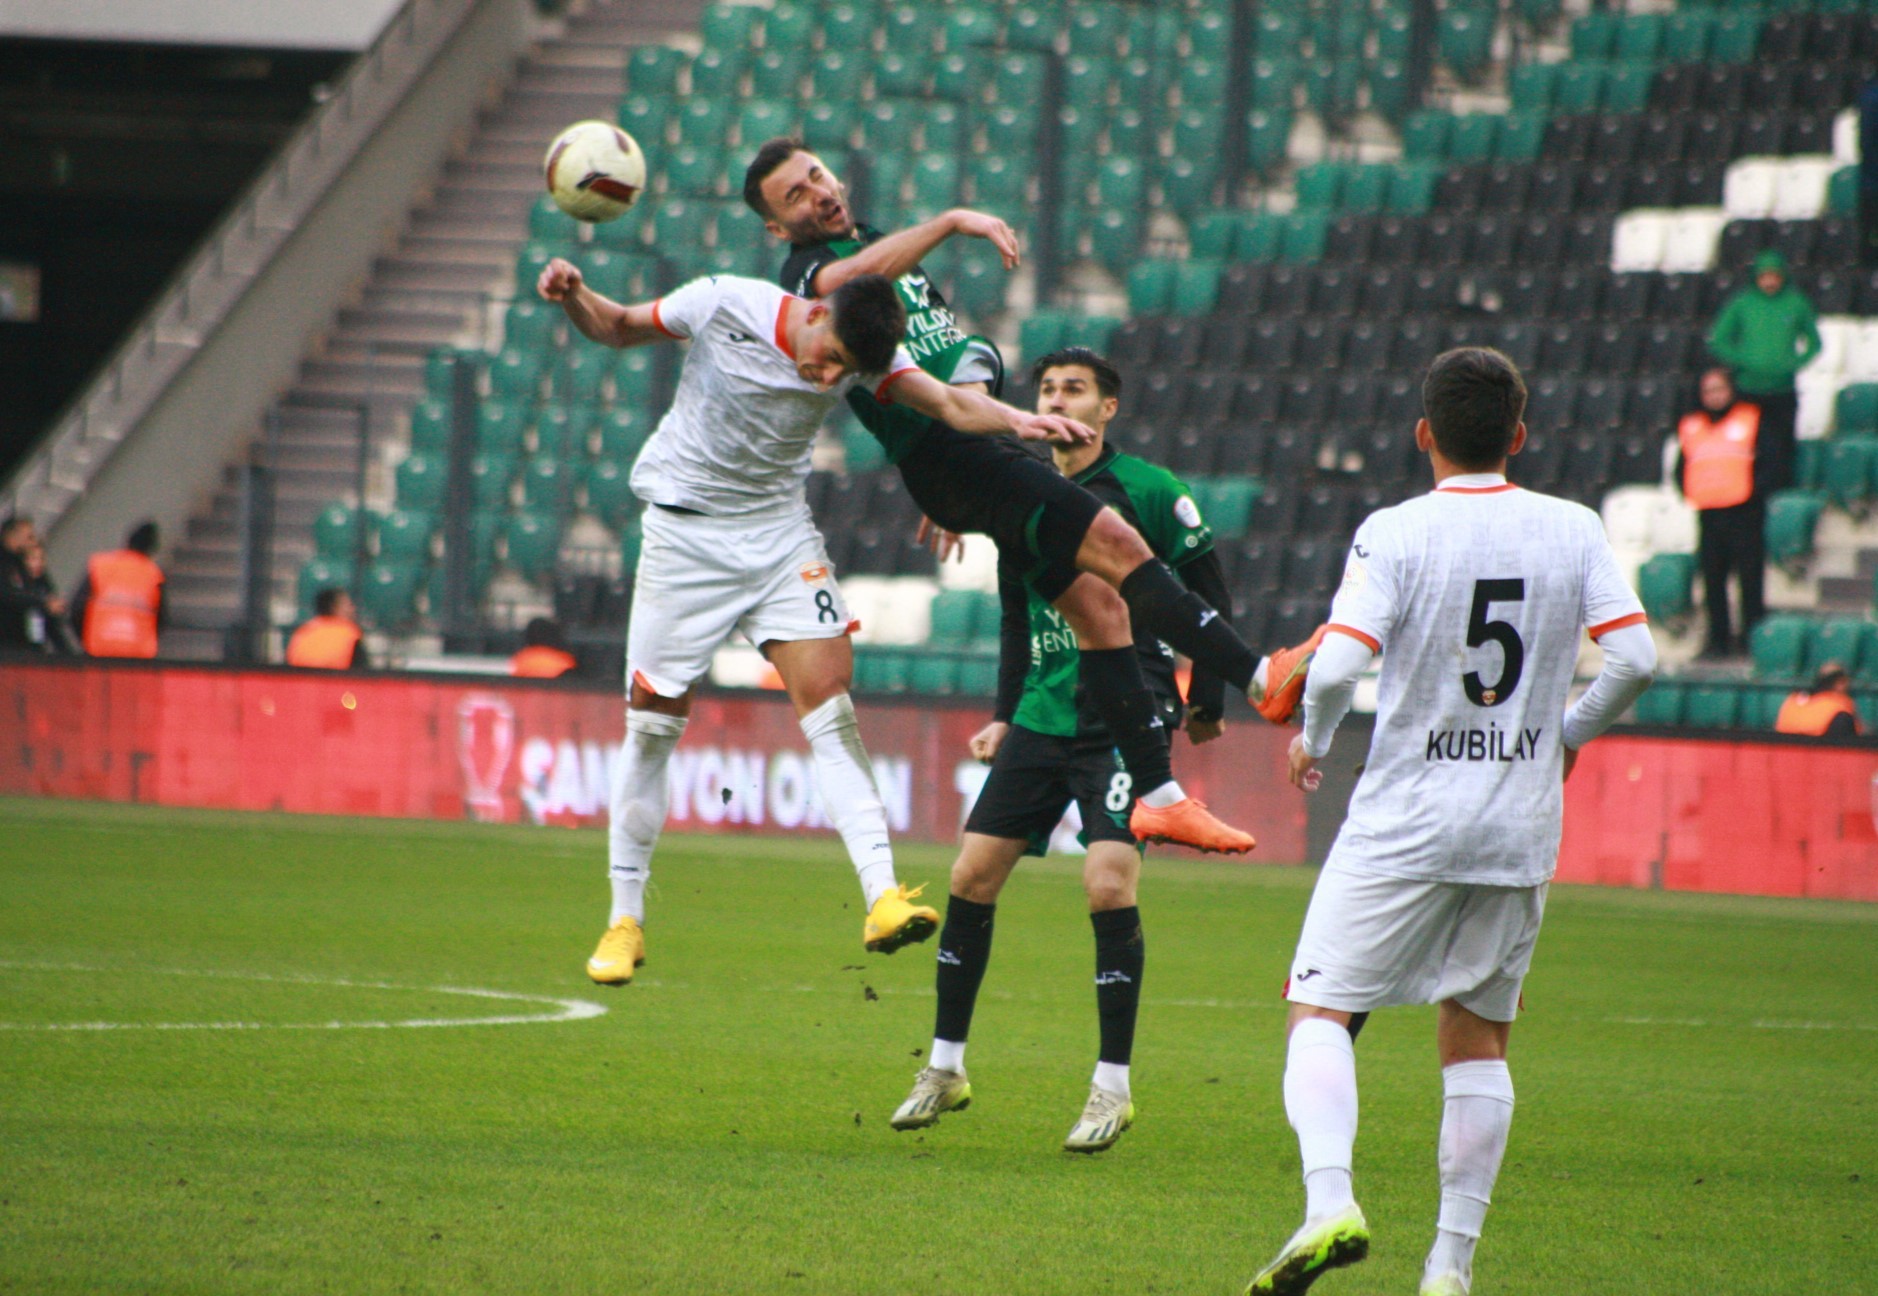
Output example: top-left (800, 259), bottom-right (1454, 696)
top-left (510, 617), bottom-right (578, 679)
top-left (1705, 249), bottom-right (1819, 494)
top-left (69, 520), bottom-right (165, 659)
top-left (1776, 662), bottom-right (1862, 738)
top-left (286, 587), bottom-right (366, 670)
top-left (1677, 368), bottom-right (1764, 661)
top-left (0, 539), bottom-right (78, 655)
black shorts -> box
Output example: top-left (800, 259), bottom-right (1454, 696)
top-left (964, 724), bottom-right (1150, 858)
top-left (898, 425), bottom-right (1104, 603)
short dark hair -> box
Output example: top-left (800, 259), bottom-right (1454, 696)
top-left (1030, 347), bottom-right (1122, 399)
top-left (827, 274), bottom-right (907, 375)
top-left (314, 587), bottom-right (347, 617)
top-left (524, 616), bottom-right (567, 650)
top-left (743, 137), bottom-right (805, 218)
top-left (1814, 662), bottom-right (1851, 692)
top-left (126, 520), bottom-right (159, 555)
top-left (1421, 348), bottom-right (1527, 471)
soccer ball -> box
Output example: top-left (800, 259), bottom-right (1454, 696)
top-left (543, 120), bottom-right (647, 223)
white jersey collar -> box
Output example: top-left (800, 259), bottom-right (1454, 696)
top-left (1435, 472), bottom-right (1511, 493)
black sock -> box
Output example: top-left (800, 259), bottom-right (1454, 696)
top-left (1118, 560), bottom-right (1258, 693)
top-left (1077, 647), bottom-right (1176, 796)
top-left (1092, 906), bottom-right (1145, 1066)
top-left (932, 895), bottom-right (996, 1049)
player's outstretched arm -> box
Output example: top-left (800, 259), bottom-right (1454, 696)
top-left (810, 210), bottom-right (1020, 295)
top-left (537, 257), bottom-right (668, 349)
top-left (892, 369), bottom-right (1094, 443)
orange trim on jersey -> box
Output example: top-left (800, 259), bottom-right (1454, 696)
top-left (1327, 623), bottom-right (1381, 652)
top-left (875, 366), bottom-right (919, 402)
top-left (1587, 611), bottom-right (1648, 641)
top-left (651, 299), bottom-right (679, 339)
top-left (631, 669), bottom-right (664, 697)
top-left (774, 295), bottom-right (797, 359)
top-left (845, 618), bottom-right (861, 635)
top-left (1435, 483), bottom-right (1520, 494)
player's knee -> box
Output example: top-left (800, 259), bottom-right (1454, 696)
top-left (948, 861), bottom-right (1003, 905)
top-left (1055, 576), bottom-right (1131, 648)
top-left (1087, 509), bottom-right (1152, 569)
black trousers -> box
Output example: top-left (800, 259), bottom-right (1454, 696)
top-left (1699, 499), bottom-right (1766, 653)
top-left (1749, 391), bottom-right (1798, 495)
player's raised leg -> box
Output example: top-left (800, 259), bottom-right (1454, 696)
top-left (764, 631), bottom-right (936, 954)
top-left (1064, 837), bottom-right (1142, 1153)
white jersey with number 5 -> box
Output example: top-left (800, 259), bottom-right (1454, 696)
top-left (1323, 474), bottom-right (1645, 886)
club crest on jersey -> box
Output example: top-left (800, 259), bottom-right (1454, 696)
top-left (799, 563), bottom-right (830, 585)
top-left (1341, 560), bottom-right (1367, 592)
top-left (1173, 495), bottom-right (1202, 528)
top-left (1482, 688), bottom-right (1498, 705)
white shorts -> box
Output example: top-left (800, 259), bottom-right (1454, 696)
top-left (1285, 864), bottom-right (1548, 1023)
top-left (626, 504), bottom-right (853, 698)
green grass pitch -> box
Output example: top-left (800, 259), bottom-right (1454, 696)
top-left (2, 796), bottom-right (1874, 1294)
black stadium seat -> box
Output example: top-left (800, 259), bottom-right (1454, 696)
top-left (1249, 317), bottom-right (1299, 370)
top-left (1527, 162), bottom-right (1578, 214)
top-left (1360, 267), bottom-right (1409, 316)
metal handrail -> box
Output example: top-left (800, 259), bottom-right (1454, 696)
top-left (2, 0), bottom-right (482, 528)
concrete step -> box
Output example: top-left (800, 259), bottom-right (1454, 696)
top-left (396, 235), bottom-right (520, 270)
top-left (1817, 575), bottom-right (1870, 607)
top-left (431, 181), bottom-right (539, 220)
top-left (358, 284), bottom-right (494, 317)
top-left (371, 255), bottom-right (509, 294)
top-left (409, 208), bottom-right (530, 242)
top-left (512, 65), bottom-right (627, 97)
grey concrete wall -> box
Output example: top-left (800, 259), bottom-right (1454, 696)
top-left (43, 0), bottom-right (533, 586)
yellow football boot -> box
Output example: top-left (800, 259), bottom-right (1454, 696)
top-left (586, 915), bottom-right (645, 986)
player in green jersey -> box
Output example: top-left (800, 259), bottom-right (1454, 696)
top-left (888, 347), bottom-right (1240, 1152)
top-left (744, 139), bottom-right (1321, 857)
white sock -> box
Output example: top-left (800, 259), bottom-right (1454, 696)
top-left (1426, 1060), bottom-right (1514, 1287)
top-left (799, 694), bottom-right (897, 907)
top-left (1137, 781), bottom-right (1187, 809)
top-left (1093, 1060), bottom-right (1131, 1098)
top-left (1284, 1017), bottom-right (1359, 1223)
top-left (1253, 655), bottom-right (1271, 693)
top-left (930, 1038), bottom-right (966, 1074)
top-left (607, 709), bottom-right (687, 924)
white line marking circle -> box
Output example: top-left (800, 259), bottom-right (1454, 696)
top-left (0, 960), bottom-right (607, 1032)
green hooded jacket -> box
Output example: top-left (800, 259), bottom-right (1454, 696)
top-left (1706, 251), bottom-right (1821, 396)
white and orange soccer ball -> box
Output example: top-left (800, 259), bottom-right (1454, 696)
top-left (542, 121), bottom-right (646, 223)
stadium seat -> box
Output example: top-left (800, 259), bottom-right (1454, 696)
top-left (687, 48), bottom-right (743, 100)
top-left (1764, 491), bottom-right (1825, 567)
top-left (395, 453), bottom-right (446, 513)
top-left (625, 45), bottom-right (685, 97)
top-left (1554, 63), bottom-right (1606, 115)
top-left (503, 512), bottom-right (560, 581)
top-left (520, 456), bottom-right (570, 515)
top-left (313, 503), bottom-right (366, 563)
top-left (469, 454), bottom-right (517, 509)
top-left (927, 589), bottom-right (983, 645)
top-left (616, 95), bottom-right (668, 149)
top-left (1246, 109), bottom-right (1293, 178)
top-left (613, 350), bottom-right (656, 407)
top-left (1509, 62), bottom-right (1557, 115)
top-left (1437, 9), bottom-right (1492, 81)
top-left (474, 401), bottom-right (528, 459)
top-left (1751, 616), bottom-right (1814, 681)
top-left (583, 459), bottom-right (636, 528)
top-left (1632, 678), bottom-right (1684, 727)
top-left (1127, 260), bottom-right (1177, 315)
top-left (1637, 553), bottom-right (1698, 623)
top-left (408, 398), bottom-right (452, 454)
top-left (377, 509), bottom-right (435, 564)
top-left (1402, 111), bottom-right (1450, 161)
top-left (1602, 63), bottom-right (1654, 114)
top-left (296, 557), bottom-right (351, 621)
top-left (1681, 683), bottom-right (1740, 730)
top-left (908, 653), bottom-right (959, 697)
top-left (358, 559), bottom-right (423, 629)
top-left (1807, 618), bottom-right (1876, 679)
top-left (1822, 437), bottom-right (1878, 511)
top-left (762, 1), bottom-right (814, 50)
top-left (1279, 211), bottom-right (1328, 264)
top-left (1447, 114), bottom-right (1500, 165)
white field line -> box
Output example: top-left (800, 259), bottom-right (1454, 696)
top-left (1607, 1015), bottom-right (1877, 1034)
top-left (0, 960), bottom-right (606, 1032)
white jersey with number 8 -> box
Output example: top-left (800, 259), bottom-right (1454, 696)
top-left (1322, 475), bottom-right (1645, 886)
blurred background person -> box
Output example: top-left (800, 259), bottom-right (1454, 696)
top-left (286, 587), bottom-right (366, 670)
top-left (1676, 368), bottom-right (1764, 661)
top-left (1776, 663), bottom-right (1862, 739)
top-left (1706, 249), bottom-right (1820, 494)
top-left (69, 520), bottom-right (165, 659)
top-left (510, 617), bottom-right (577, 678)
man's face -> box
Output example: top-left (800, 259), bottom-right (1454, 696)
top-left (1700, 371), bottom-right (1734, 413)
top-left (1036, 365), bottom-right (1116, 435)
top-left (758, 150), bottom-right (854, 245)
top-left (334, 592), bottom-right (358, 623)
top-left (793, 305), bottom-right (862, 390)
top-left (1756, 268), bottom-right (1784, 295)
top-left (1, 520), bottom-right (34, 554)
top-left (21, 544), bottom-right (45, 578)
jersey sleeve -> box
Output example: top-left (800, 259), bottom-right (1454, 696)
top-left (1153, 474), bottom-right (1215, 565)
top-left (1580, 513), bottom-right (1647, 639)
top-left (1325, 513), bottom-right (1400, 652)
top-left (650, 275), bottom-right (723, 340)
top-left (779, 243), bottom-right (841, 299)
top-left (864, 345), bottom-right (923, 404)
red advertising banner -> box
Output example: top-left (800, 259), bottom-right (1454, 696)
top-left (0, 660), bottom-right (1306, 861)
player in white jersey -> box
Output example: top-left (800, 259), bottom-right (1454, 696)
top-left (536, 261), bottom-right (1095, 985)
top-left (1244, 349), bottom-right (1656, 1296)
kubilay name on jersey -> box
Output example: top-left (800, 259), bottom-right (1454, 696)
top-left (1425, 725), bottom-right (1545, 763)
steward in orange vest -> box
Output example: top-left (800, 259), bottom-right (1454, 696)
top-left (72, 521), bottom-right (165, 658)
top-left (1776, 664), bottom-right (1862, 738)
top-left (287, 588), bottom-right (365, 670)
top-left (511, 617), bottom-right (577, 678)
top-left (1677, 369), bottom-right (1766, 661)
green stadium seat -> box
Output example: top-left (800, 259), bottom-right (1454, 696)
top-left (872, 50), bottom-right (925, 98)
top-left (948, 254), bottom-right (1005, 322)
top-left (1447, 114), bottom-right (1500, 165)
top-left (1171, 108), bottom-right (1215, 164)
top-left (584, 459), bottom-right (637, 528)
top-left (1750, 615), bottom-right (1813, 681)
top-left (1822, 437), bottom-right (1877, 510)
top-left (1115, 56), bottom-right (1163, 111)
top-left (1403, 110), bottom-right (1450, 161)
top-left (616, 95), bottom-right (668, 149)
top-left (687, 48), bottom-right (743, 100)
top-left (1246, 108), bottom-right (1293, 178)
top-left (1681, 683), bottom-right (1740, 730)
top-left (1437, 9), bottom-right (1492, 81)
top-left (909, 653), bottom-right (960, 696)
top-left (1615, 12), bottom-right (1666, 62)
top-left (969, 153), bottom-right (1027, 212)
top-left (503, 511), bottom-right (560, 581)
top-left (1765, 490), bottom-right (1825, 565)
top-left (1374, 9), bottom-right (1413, 62)
top-left (1106, 105), bottom-right (1153, 159)
top-left (475, 401), bottom-right (528, 458)
top-left (555, 348), bottom-right (609, 407)
top-left (801, 102), bottom-right (857, 154)
top-left (1236, 211), bottom-right (1286, 262)
top-left (957, 654), bottom-right (1000, 698)
top-left (1662, 11), bottom-right (1715, 62)
top-left (1632, 678), bottom-right (1683, 726)
top-left (395, 453), bottom-right (446, 512)
top-left (297, 557), bottom-right (352, 621)
top-left (1305, 60), bottom-right (1362, 120)
top-left (1158, 158), bottom-right (1216, 216)
top-left (1188, 211), bottom-right (1242, 260)
top-left (1831, 166), bottom-right (1860, 219)
top-left (408, 398), bottom-right (452, 454)
top-left (1085, 209), bottom-right (1140, 267)
top-left (855, 647), bottom-right (911, 694)
top-left (1278, 210), bottom-right (1328, 264)
top-left (1178, 58), bottom-right (1229, 107)
top-left (861, 99), bottom-right (921, 155)
top-left (1198, 477), bottom-right (1257, 538)
top-left (358, 559), bottom-right (422, 629)
top-left (881, 4), bottom-right (939, 54)
top-left (1367, 60), bottom-right (1412, 123)
top-left (672, 97), bottom-right (732, 148)
top-left (1019, 311), bottom-right (1069, 360)
top-left (597, 408), bottom-right (649, 463)
top-left (1807, 617), bottom-right (1875, 678)
top-left (613, 350), bottom-right (655, 407)
top-left (1387, 161), bottom-right (1441, 214)
top-left (1553, 62), bottom-right (1606, 115)
top-left (665, 144), bottom-right (722, 198)
top-left (376, 509), bottom-right (435, 564)
top-left (910, 153), bottom-right (960, 210)
top-left (1065, 5), bottom-right (1120, 57)
top-left (1294, 161), bottom-right (1346, 212)
top-left (1187, 8), bottom-right (1232, 60)
top-left (487, 349), bottom-right (543, 403)
top-left (1637, 553), bottom-right (1697, 623)
top-left (932, 48), bottom-right (994, 101)
top-left (1508, 62), bottom-right (1557, 115)
top-left (923, 101), bottom-right (966, 154)
top-left (927, 589), bottom-right (982, 644)
top-left (817, 2), bottom-right (875, 52)
top-left (469, 453), bottom-right (517, 509)
top-left (1570, 11), bottom-right (1620, 60)
top-left (1601, 62), bottom-right (1653, 114)
top-left (1171, 260), bottom-right (1222, 316)
top-left (527, 193), bottom-right (581, 245)
top-left (1495, 113), bottom-right (1547, 163)
top-left (503, 299), bottom-right (556, 355)
top-left (737, 97), bottom-right (796, 145)
top-left (624, 45), bottom-right (685, 97)
top-left (1127, 260), bottom-right (1177, 315)
top-left (942, 4), bottom-right (999, 53)
top-left (1709, 13), bottom-right (1761, 62)
top-left (424, 345), bottom-right (473, 401)
top-left (1249, 57), bottom-right (1301, 112)
top-left (762, 2), bottom-right (814, 50)
top-left (313, 503), bottom-right (365, 562)
top-left (1062, 314), bottom-right (1120, 352)
top-left (520, 456), bottom-right (570, 514)
top-left (991, 53), bottom-right (1047, 110)
top-left (698, 2), bottom-right (759, 52)
top-left (1341, 165), bottom-right (1391, 213)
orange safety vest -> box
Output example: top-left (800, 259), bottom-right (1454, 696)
top-left (1677, 404), bottom-right (1759, 510)
top-left (510, 645), bottom-right (577, 678)
top-left (1775, 691), bottom-right (1860, 736)
top-left (81, 549), bottom-right (163, 658)
top-left (286, 616), bottom-right (362, 669)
